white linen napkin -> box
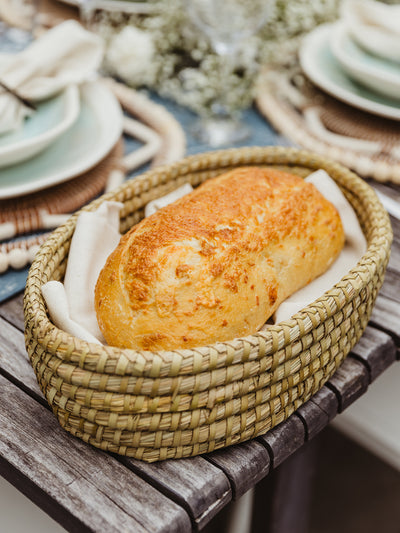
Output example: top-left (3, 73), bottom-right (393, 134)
top-left (144, 183), bottom-right (194, 217)
top-left (41, 170), bottom-right (367, 345)
top-left (0, 20), bottom-right (104, 135)
top-left (273, 170), bottom-right (366, 323)
top-left (42, 202), bottom-right (123, 344)
top-left (341, 0), bottom-right (400, 63)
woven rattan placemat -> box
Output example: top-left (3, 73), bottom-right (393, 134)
top-left (256, 65), bottom-right (400, 184)
top-left (0, 140), bottom-right (123, 243)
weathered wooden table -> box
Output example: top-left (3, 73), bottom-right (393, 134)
top-left (0, 179), bottom-right (399, 533)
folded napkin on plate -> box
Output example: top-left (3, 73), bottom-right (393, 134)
top-left (42, 170), bottom-right (367, 346)
top-left (0, 20), bottom-right (104, 135)
top-left (341, 0), bottom-right (400, 62)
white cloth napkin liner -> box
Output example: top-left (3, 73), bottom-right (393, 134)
top-left (42, 202), bottom-right (123, 344)
top-left (0, 20), bottom-right (104, 134)
top-left (273, 170), bottom-right (366, 323)
top-left (42, 170), bottom-right (367, 345)
top-left (145, 183), bottom-right (194, 217)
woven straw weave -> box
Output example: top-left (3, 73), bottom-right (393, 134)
top-left (24, 147), bottom-right (392, 462)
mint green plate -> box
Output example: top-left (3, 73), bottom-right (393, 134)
top-left (299, 23), bottom-right (400, 120)
top-left (331, 22), bottom-right (400, 101)
top-left (0, 81), bottom-right (123, 199)
top-left (0, 85), bottom-right (80, 168)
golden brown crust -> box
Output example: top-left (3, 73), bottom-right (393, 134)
top-left (94, 167), bottom-right (345, 351)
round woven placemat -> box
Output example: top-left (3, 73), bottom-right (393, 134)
top-left (256, 65), bottom-right (400, 184)
top-left (0, 139), bottom-right (124, 239)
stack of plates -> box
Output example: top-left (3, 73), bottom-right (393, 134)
top-left (299, 20), bottom-right (400, 122)
top-left (0, 81), bottom-right (123, 199)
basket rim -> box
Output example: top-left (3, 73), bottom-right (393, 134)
top-left (24, 146), bottom-right (392, 374)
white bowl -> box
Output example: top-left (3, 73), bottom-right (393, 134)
top-left (330, 22), bottom-right (400, 101)
top-left (0, 84), bottom-right (80, 168)
top-left (0, 81), bottom-right (124, 199)
top-left (340, 0), bottom-right (400, 63)
top-left (299, 23), bottom-right (400, 120)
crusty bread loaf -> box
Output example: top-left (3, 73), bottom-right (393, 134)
top-left (94, 167), bottom-right (345, 351)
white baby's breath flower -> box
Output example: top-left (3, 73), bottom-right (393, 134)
top-left (98, 0), bottom-right (340, 114)
top-left (105, 26), bottom-right (156, 86)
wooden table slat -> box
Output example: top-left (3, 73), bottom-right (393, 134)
top-left (205, 440), bottom-right (271, 499)
top-left (0, 316), bottom-right (43, 399)
top-left (386, 244), bottom-right (400, 276)
top-left (380, 268), bottom-right (400, 304)
top-left (0, 293), bottom-right (25, 331)
top-left (384, 214), bottom-right (400, 245)
top-left (308, 385), bottom-right (339, 422)
top-left (0, 375), bottom-right (192, 533)
top-left (370, 294), bottom-right (400, 350)
top-left (326, 356), bottom-right (370, 412)
top-left (257, 414), bottom-right (306, 469)
top-left (124, 456), bottom-right (232, 531)
top-left (350, 325), bottom-right (397, 381)
top-left (296, 399), bottom-right (330, 441)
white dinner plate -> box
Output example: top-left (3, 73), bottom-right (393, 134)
top-left (330, 22), bottom-right (400, 101)
top-left (0, 81), bottom-right (123, 199)
top-left (0, 84), bottom-right (80, 169)
top-left (299, 23), bottom-right (400, 121)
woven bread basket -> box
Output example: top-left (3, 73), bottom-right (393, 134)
top-left (24, 146), bottom-right (392, 462)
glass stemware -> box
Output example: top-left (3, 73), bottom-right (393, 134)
top-left (185, 0), bottom-right (275, 147)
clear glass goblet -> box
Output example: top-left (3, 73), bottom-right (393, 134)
top-left (185, 0), bottom-right (274, 147)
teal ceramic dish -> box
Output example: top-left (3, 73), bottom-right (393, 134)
top-left (299, 23), bottom-right (400, 121)
top-left (0, 84), bottom-right (80, 168)
top-left (0, 81), bottom-right (123, 199)
top-left (331, 22), bottom-right (400, 101)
